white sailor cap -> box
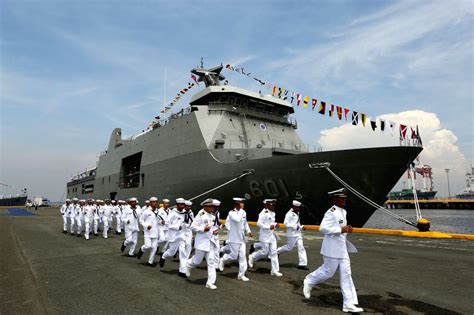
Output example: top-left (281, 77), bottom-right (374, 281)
top-left (118, 200), bottom-right (125, 204)
top-left (184, 200), bottom-right (193, 206)
top-left (212, 199), bottom-right (221, 207)
top-left (292, 200), bottom-right (302, 207)
top-left (79, 199), bottom-right (86, 203)
top-left (149, 197), bottom-right (158, 202)
top-left (72, 198), bottom-right (79, 201)
top-left (129, 197), bottom-right (138, 202)
top-left (176, 198), bottom-right (186, 204)
top-left (328, 188), bottom-right (347, 198)
top-left (233, 197), bottom-right (245, 202)
top-left (145, 200), bottom-right (150, 204)
top-left (200, 198), bottom-right (214, 206)
top-left (65, 199), bottom-right (71, 202)
top-left (111, 200), bottom-right (116, 203)
top-left (96, 199), bottom-right (102, 203)
top-left (162, 198), bottom-right (170, 203)
top-left (263, 199), bottom-right (276, 204)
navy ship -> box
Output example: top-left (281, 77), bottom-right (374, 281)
top-left (66, 65), bottom-right (422, 227)
top-left (0, 187), bottom-right (27, 207)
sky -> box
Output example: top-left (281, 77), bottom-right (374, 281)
top-left (0, 0), bottom-right (472, 201)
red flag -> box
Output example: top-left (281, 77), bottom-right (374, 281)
top-left (191, 74), bottom-right (199, 85)
top-left (296, 94), bottom-right (301, 106)
top-left (411, 127), bottom-right (417, 139)
top-left (344, 108), bottom-right (350, 120)
top-left (399, 124), bottom-right (407, 139)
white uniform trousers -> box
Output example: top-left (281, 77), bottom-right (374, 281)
top-left (62, 216), bottom-right (68, 232)
top-left (305, 256), bottom-right (358, 306)
top-left (277, 236), bottom-right (308, 266)
top-left (157, 231), bottom-right (168, 253)
top-left (213, 240), bottom-right (220, 267)
top-left (251, 241), bottom-right (279, 273)
top-left (115, 217), bottom-right (122, 233)
top-left (84, 219), bottom-right (91, 239)
top-left (69, 217), bottom-right (76, 233)
top-left (93, 218), bottom-right (99, 234)
top-left (184, 236), bottom-right (193, 259)
top-left (186, 248), bottom-right (217, 286)
top-left (162, 240), bottom-right (187, 273)
top-left (222, 243), bottom-right (247, 278)
top-left (76, 218), bottom-right (83, 234)
top-left (103, 218), bottom-right (109, 238)
top-left (141, 237), bottom-right (158, 264)
top-left (124, 230), bottom-right (138, 256)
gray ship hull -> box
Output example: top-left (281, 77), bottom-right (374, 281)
top-left (68, 146), bottom-right (421, 227)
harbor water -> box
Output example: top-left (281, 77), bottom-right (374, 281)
top-left (364, 209), bottom-right (474, 234)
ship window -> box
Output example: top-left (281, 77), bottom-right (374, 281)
top-left (141, 173), bottom-right (145, 187)
top-left (221, 96), bottom-right (228, 103)
top-left (120, 152), bottom-right (142, 189)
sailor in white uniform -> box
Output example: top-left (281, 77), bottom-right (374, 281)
top-left (114, 200), bottom-right (124, 234)
top-left (184, 198), bottom-right (220, 289)
top-left (137, 197), bottom-right (160, 266)
top-left (157, 198), bottom-right (171, 253)
top-left (60, 199), bottom-right (70, 234)
top-left (159, 198), bottom-right (189, 277)
top-left (120, 198), bottom-right (142, 257)
top-left (102, 199), bottom-right (113, 239)
top-left (277, 200), bottom-right (308, 269)
top-left (68, 198), bottom-right (78, 235)
top-left (218, 197), bottom-right (253, 281)
top-left (303, 188), bottom-right (363, 313)
top-left (93, 200), bottom-right (101, 236)
top-left (248, 199), bottom-right (282, 276)
top-left (83, 199), bottom-right (94, 240)
top-left (75, 199), bottom-right (86, 237)
top-left (183, 200), bottom-right (194, 259)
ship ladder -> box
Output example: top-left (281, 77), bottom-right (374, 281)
top-left (309, 162), bottom-right (430, 231)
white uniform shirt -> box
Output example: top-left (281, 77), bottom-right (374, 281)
top-left (60, 204), bottom-right (68, 216)
top-left (284, 209), bottom-right (303, 238)
top-left (84, 205), bottom-right (94, 219)
top-left (166, 208), bottom-right (188, 242)
top-left (113, 205), bottom-right (122, 218)
top-left (68, 204), bottom-right (77, 218)
top-left (75, 205), bottom-right (84, 220)
top-left (257, 208), bottom-right (278, 243)
top-left (319, 205), bottom-right (356, 259)
top-left (191, 209), bottom-right (216, 252)
top-left (121, 205), bottom-right (142, 232)
top-left (103, 205), bottom-right (113, 220)
top-left (184, 210), bottom-right (194, 239)
top-left (93, 205), bottom-right (100, 219)
top-left (226, 208), bottom-right (251, 244)
top-left (158, 207), bottom-right (170, 231)
top-left (139, 207), bottom-right (159, 238)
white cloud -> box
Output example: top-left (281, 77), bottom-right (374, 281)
top-left (318, 110), bottom-right (468, 196)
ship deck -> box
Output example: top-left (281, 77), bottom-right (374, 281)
top-left (1, 207), bottom-right (472, 314)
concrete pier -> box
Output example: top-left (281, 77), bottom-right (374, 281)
top-left (1, 207), bottom-right (472, 314)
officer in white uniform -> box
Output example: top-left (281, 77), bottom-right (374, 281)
top-left (184, 198), bottom-right (220, 289)
top-left (120, 198), bottom-right (142, 257)
top-left (218, 197), bottom-right (253, 281)
top-left (75, 200), bottom-right (85, 237)
top-left (68, 198), bottom-right (78, 235)
top-left (212, 200), bottom-right (223, 270)
top-left (160, 198), bottom-right (189, 277)
top-left (157, 198), bottom-right (171, 253)
top-left (60, 199), bottom-right (70, 234)
top-left (303, 188), bottom-right (363, 313)
top-left (137, 197), bottom-right (160, 266)
top-left (183, 200), bottom-right (194, 259)
top-left (83, 199), bottom-right (94, 240)
top-left (114, 200), bottom-right (124, 234)
top-left (93, 200), bottom-right (101, 236)
top-left (277, 200), bottom-right (308, 269)
top-left (102, 200), bottom-right (113, 239)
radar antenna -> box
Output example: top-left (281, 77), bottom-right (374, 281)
top-left (191, 64), bottom-right (226, 87)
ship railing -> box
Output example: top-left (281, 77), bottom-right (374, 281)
top-left (218, 139), bottom-right (322, 153)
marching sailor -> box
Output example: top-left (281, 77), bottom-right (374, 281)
top-left (303, 188), bottom-right (363, 313)
top-left (183, 200), bottom-right (194, 259)
top-left (84, 199), bottom-right (94, 240)
top-left (114, 200), bottom-right (124, 234)
top-left (159, 198), bottom-right (189, 277)
top-left (157, 198), bottom-right (171, 253)
top-left (102, 199), bottom-right (113, 239)
top-left (276, 200), bottom-right (308, 270)
top-left (212, 200), bottom-right (223, 270)
top-left (75, 199), bottom-right (85, 237)
top-left (137, 197), bottom-right (160, 266)
top-left (248, 199), bottom-right (282, 277)
top-left (120, 198), bottom-right (142, 257)
top-left (60, 199), bottom-right (70, 234)
top-left (184, 198), bottom-right (220, 289)
top-left (68, 198), bottom-right (78, 235)
top-left (93, 200), bottom-right (101, 236)
top-left (218, 197), bottom-right (253, 281)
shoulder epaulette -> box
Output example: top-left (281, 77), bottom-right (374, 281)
top-left (330, 207), bottom-right (336, 212)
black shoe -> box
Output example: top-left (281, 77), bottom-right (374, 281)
top-left (219, 250), bottom-right (224, 258)
top-left (249, 243), bottom-right (255, 255)
top-left (63, 231), bottom-right (67, 234)
top-left (94, 233), bottom-right (98, 236)
top-left (128, 254), bottom-right (137, 257)
top-left (147, 262), bottom-right (157, 267)
top-left (137, 249), bottom-right (144, 259)
top-left (121, 242), bottom-right (126, 253)
top-left (159, 256), bottom-right (165, 268)
top-left (178, 272), bottom-right (187, 278)
top-left (223, 240), bottom-right (227, 247)
top-left (70, 233), bottom-right (75, 236)
top-left (298, 265), bottom-right (309, 270)
top-left (77, 234), bottom-right (81, 237)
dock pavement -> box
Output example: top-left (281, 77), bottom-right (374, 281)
top-left (1, 207), bottom-right (473, 314)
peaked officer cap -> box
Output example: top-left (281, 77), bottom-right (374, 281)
top-left (176, 198), bottom-right (186, 204)
top-left (328, 188), bottom-right (347, 198)
top-left (200, 198), bottom-right (214, 206)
